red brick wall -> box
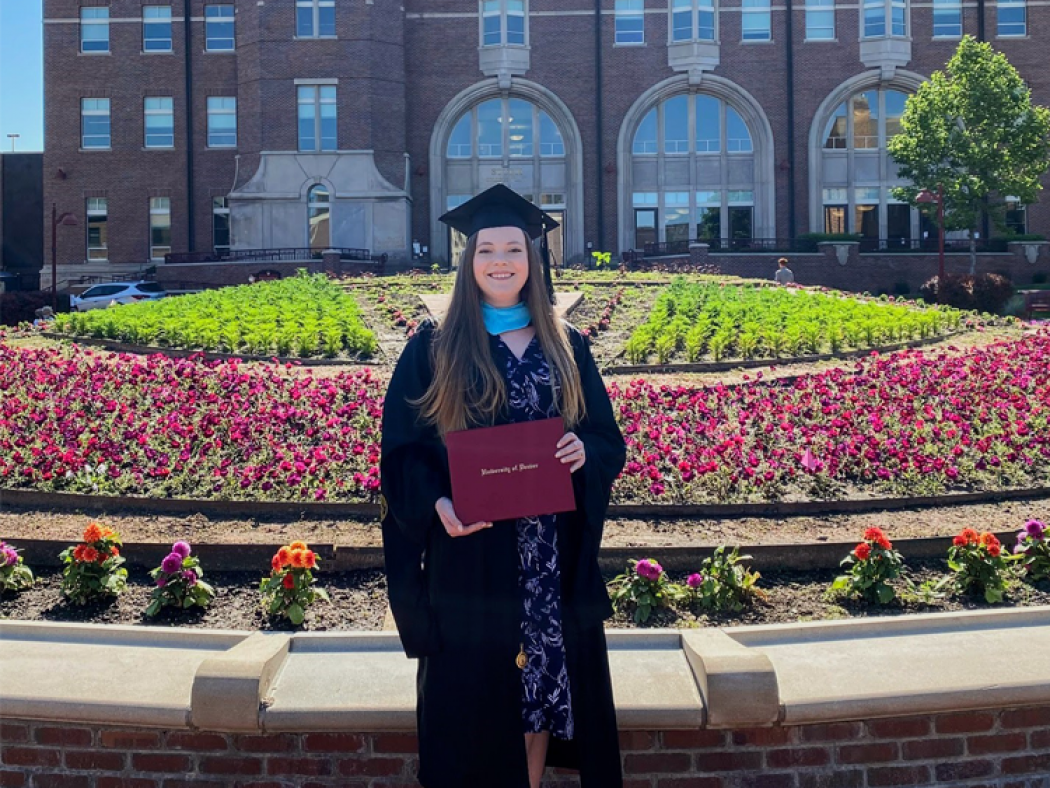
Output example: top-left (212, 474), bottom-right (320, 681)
top-left (3, 706), bottom-right (1049, 787)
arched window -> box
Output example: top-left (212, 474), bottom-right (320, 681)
top-left (445, 98), bottom-right (565, 160)
top-left (818, 88), bottom-right (920, 249)
top-left (307, 184), bottom-right (330, 250)
top-left (630, 93), bottom-right (756, 250)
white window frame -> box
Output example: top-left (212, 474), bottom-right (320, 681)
top-left (862, 0), bottom-right (907, 38)
top-left (80, 7), bottom-right (110, 53)
top-left (143, 6), bottom-right (173, 52)
top-left (212, 197), bottom-right (231, 254)
top-left (150, 197), bottom-right (172, 261)
top-left (997, 0), bottom-right (1026, 36)
top-left (81, 98), bottom-right (111, 149)
top-left (205, 5), bottom-right (236, 51)
top-left (297, 85), bottom-right (338, 152)
top-left (86, 198), bottom-right (108, 261)
top-left (480, 0), bottom-right (528, 47)
top-left (741, 0), bottom-right (771, 41)
top-left (805, 0), bottom-right (835, 40)
top-left (296, 0), bottom-right (336, 38)
top-left (615, 0), bottom-right (645, 45)
top-left (206, 97), bottom-right (237, 148)
top-left (670, 0), bottom-right (717, 42)
top-left (144, 97), bottom-right (175, 148)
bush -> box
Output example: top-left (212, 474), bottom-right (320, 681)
top-left (59, 522), bottom-right (127, 605)
top-left (608, 558), bottom-right (682, 623)
top-left (947, 528), bottom-right (1013, 604)
top-left (0, 292), bottom-right (71, 326)
top-left (892, 280), bottom-right (912, 296)
top-left (919, 273), bottom-right (1014, 313)
top-left (830, 527), bottom-right (904, 604)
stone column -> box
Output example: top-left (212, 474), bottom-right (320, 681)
top-left (689, 242), bottom-right (710, 269)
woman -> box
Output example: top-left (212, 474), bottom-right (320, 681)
top-left (380, 185), bottom-right (626, 788)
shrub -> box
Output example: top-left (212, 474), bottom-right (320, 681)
top-left (608, 558), bottom-right (682, 624)
top-left (145, 540), bottom-right (216, 617)
top-left (830, 527), bottom-right (904, 604)
top-left (59, 522), bottom-right (127, 605)
top-left (687, 546), bottom-right (764, 613)
top-left (892, 280), bottom-right (912, 296)
top-left (919, 273), bottom-right (1014, 313)
top-left (947, 528), bottom-right (1014, 603)
top-left (0, 540), bottom-right (35, 592)
top-left (260, 540), bottom-right (329, 625)
top-left (1013, 520), bottom-right (1050, 583)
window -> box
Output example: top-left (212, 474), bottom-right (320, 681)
top-left (664, 95), bottom-right (689, 154)
top-left (615, 0), bottom-right (645, 44)
top-left (297, 85), bottom-right (337, 152)
top-left (805, 0), bottom-right (835, 39)
top-left (143, 6), bottom-right (173, 52)
top-left (671, 0), bottom-right (716, 42)
top-left (213, 197), bottom-right (231, 254)
top-left (150, 197), bottom-right (172, 261)
top-left (633, 109), bottom-right (658, 154)
top-left (862, 0), bottom-right (906, 37)
top-left (205, 5), bottom-right (235, 51)
top-left (477, 99), bottom-right (502, 157)
top-left (1005, 197), bottom-right (1027, 234)
top-left (507, 98), bottom-right (533, 157)
top-left (207, 97), bottom-right (237, 147)
top-left (297, 0), bottom-right (335, 37)
top-left (998, 0), bottom-right (1026, 36)
top-left (446, 99), bottom-right (564, 161)
top-left (932, 0), bottom-right (961, 36)
top-left (307, 185), bottom-right (330, 250)
top-left (696, 190), bottom-right (720, 239)
top-left (696, 96), bottom-right (720, 152)
top-left (448, 116), bottom-right (472, 158)
top-left (728, 190), bottom-right (754, 240)
top-left (539, 112), bottom-right (564, 157)
top-left (665, 192), bottom-right (690, 243)
top-left (741, 0), bottom-right (770, 41)
top-left (82, 99), bottom-right (111, 148)
top-left (80, 8), bottom-right (109, 53)
top-left (144, 97), bottom-right (175, 148)
top-left (482, 0), bottom-right (526, 47)
top-left (86, 198), bottom-right (108, 261)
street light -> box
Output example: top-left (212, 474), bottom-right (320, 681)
top-left (916, 184), bottom-right (945, 301)
top-left (51, 203), bottom-right (79, 311)
top-left (6, 134), bottom-right (19, 152)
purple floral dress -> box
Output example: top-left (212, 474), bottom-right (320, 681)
top-left (492, 332), bottom-right (575, 741)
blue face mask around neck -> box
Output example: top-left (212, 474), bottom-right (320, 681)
top-left (481, 301), bottom-right (531, 335)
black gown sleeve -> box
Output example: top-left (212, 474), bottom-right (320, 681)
top-left (566, 324), bottom-right (626, 560)
top-left (380, 321), bottom-right (449, 658)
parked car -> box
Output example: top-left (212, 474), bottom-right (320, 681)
top-left (70, 281), bottom-right (168, 312)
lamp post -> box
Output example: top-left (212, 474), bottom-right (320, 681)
top-left (6, 134), bottom-right (19, 152)
top-left (916, 184), bottom-right (945, 301)
top-left (51, 203), bottom-right (79, 311)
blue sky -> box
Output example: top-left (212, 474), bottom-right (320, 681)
top-left (0, 0), bottom-right (44, 152)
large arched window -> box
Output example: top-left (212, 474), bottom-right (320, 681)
top-left (629, 93), bottom-right (756, 250)
top-left (307, 184), bottom-right (330, 250)
top-left (817, 88), bottom-right (930, 247)
top-left (441, 95), bottom-right (569, 265)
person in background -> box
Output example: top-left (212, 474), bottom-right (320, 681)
top-left (774, 257), bottom-right (795, 285)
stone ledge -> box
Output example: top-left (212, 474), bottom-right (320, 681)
top-left (2, 607), bottom-right (1048, 735)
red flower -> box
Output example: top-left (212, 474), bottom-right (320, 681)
top-left (282, 573), bottom-right (295, 590)
top-left (853, 542), bottom-right (872, 560)
top-left (863, 527), bottom-right (886, 542)
top-left (958, 528), bottom-right (980, 546)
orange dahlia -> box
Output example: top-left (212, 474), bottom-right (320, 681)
top-left (303, 550), bottom-right (317, 569)
top-left (277, 546), bottom-right (292, 567)
top-left (959, 528), bottom-right (980, 546)
top-left (271, 555), bottom-right (283, 572)
top-left (290, 549), bottom-right (306, 568)
top-left (289, 541), bottom-right (308, 551)
top-left (83, 523), bottom-right (104, 543)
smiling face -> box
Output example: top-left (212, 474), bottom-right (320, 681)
top-left (472, 226), bottom-right (530, 307)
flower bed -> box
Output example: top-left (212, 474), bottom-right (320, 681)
top-left (623, 279), bottom-right (975, 364)
top-left (52, 272), bottom-right (378, 360)
top-left (3, 330), bottom-right (1050, 506)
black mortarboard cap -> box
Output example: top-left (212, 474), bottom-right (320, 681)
top-left (439, 184), bottom-right (559, 304)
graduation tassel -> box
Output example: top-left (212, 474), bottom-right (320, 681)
top-left (540, 233), bottom-right (556, 306)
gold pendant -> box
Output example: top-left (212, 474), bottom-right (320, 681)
top-left (516, 643), bottom-right (527, 669)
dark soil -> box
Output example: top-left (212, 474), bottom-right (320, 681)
top-left (3, 562), bottom-right (1047, 632)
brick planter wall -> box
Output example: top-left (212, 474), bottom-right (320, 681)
top-left (3, 706), bottom-right (1049, 787)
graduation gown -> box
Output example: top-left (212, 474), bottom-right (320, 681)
top-left (380, 321), bottom-right (627, 788)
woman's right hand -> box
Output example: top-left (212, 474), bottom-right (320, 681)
top-left (435, 497), bottom-right (493, 538)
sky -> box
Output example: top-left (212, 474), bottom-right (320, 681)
top-left (0, 0), bottom-right (44, 152)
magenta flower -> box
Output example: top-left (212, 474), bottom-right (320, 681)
top-left (172, 541), bottom-right (192, 558)
top-left (1024, 520), bottom-right (1046, 540)
top-left (686, 573), bottom-right (704, 589)
top-left (160, 553), bottom-right (183, 574)
top-left (635, 559), bottom-right (663, 581)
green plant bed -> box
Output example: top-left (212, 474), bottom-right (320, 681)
top-left (621, 279), bottom-right (977, 365)
top-left (53, 271), bottom-right (378, 360)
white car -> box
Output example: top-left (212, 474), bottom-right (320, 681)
top-left (70, 281), bottom-right (167, 312)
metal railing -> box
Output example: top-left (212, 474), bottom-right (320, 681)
top-left (165, 248), bottom-right (384, 265)
top-left (639, 236), bottom-right (1024, 258)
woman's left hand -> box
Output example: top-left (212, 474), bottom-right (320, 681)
top-left (556, 432), bottom-right (586, 473)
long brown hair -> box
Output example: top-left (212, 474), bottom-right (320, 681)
top-left (413, 231), bottom-right (585, 436)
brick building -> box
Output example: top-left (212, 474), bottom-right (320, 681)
top-left (42, 0), bottom-right (1049, 282)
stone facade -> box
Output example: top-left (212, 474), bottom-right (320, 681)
top-left (43, 1), bottom-right (1050, 279)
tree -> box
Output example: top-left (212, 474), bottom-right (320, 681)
top-left (888, 36), bottom-right (1050, 274)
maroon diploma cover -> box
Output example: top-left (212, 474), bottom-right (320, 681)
top-left (445, 417), bottom-right (576, 524)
